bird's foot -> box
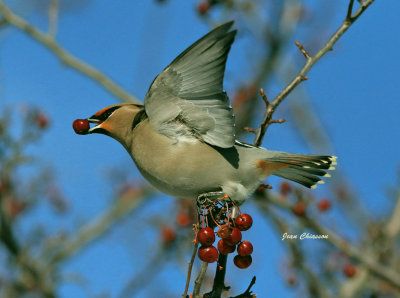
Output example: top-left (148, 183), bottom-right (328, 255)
top-left (196, 191), bottom-right (229, 216)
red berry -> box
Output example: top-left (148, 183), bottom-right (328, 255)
top-left (292, 202), bottom-right (306, 216)
top-left (198, 2), bottom-right (210, 15)
top-left (161, 226), bottom-right (176, 244)
top-left (237, 241), bottom-right (253, 256)
top-left (73, 119), bottom-right (90, 135)
top-left (317, 199), bottom-right (331, 211)
top-left (217, 224), bottom-right (230, 239)
top-left (343, 264), bottom-right (357, 278)
top-left (286, 275), bottom-right (297, 286)
top-left (217, 239), bottom-right (236, 255)
top-left (176, 212), bottom-right (191, 227)
top-left (280, 181), bottom-right (291, 196)
top-left (233, 255), bottom-right (252, 269)
top-left (198, 227), bottom-right (215, 246)
top-left (198, 245), bottom-right (219, 263)
top-left (36, 112), bottom-right (49, 129)
top-left (235, 213), bottom-right (253, 231)
top-left (225, 227), bottom-right (242, 246)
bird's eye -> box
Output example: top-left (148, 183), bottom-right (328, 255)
top-left (104, 110), bottom-right (113, 118)
top-left (98, 107), bottom-right (119, 121)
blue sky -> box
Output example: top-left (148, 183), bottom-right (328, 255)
top-left (1, 0), bottom-right (400, 297)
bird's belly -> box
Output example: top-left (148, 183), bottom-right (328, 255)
top-left (131, 135), bottom-right (223, 198)
top-left (137, 166), bottom-right (218, 199)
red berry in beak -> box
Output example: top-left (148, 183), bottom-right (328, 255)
top-left (73, 119), bottom-right (90, 135)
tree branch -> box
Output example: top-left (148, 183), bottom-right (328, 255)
top-left (254, 0), bottom-right (375, 146)
top-left (383, 194), bottom-right (400, 240)
top-left (230, 276), bottom-right (256, 298)
top-left (0, 1), bottom-right (139, 103)
top-left (204, 253), bottom-right (229, 297)
top-left (193, 262), bottom-right (209, 298)
top-left (183, 240), bottom-right (200, 297)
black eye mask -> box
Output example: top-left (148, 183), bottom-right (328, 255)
top-left (90, 106), bottom-right (120, 122)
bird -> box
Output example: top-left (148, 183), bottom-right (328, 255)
top-left (78, 21), bottom-right (337, 204)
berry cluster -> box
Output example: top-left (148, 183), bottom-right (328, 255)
top-left (197, 211), bottom-right (254, 269)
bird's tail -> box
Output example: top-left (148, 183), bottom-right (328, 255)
top-left (262, 151), bottom-right (337, 189)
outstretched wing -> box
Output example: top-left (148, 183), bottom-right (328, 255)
top-left (144, 21), bottom-right (236, 148)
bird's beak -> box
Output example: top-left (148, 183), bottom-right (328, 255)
top-left (87, 118), bottom-right (103, 133)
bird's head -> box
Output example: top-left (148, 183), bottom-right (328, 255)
top-left (85, 103), bottom-right (146, 148)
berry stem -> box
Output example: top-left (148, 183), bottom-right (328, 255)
top-left (229, 198), bottom-right (241, 216)
top-left (208, 207), bottom-right (221, 228)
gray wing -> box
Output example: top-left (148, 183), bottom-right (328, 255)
top-left (144, 21), bottom-right (237, 148)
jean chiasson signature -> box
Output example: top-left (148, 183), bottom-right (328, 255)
top-left (282, 232), bottom-right (328, 240)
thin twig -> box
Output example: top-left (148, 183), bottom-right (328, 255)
top-left (183, 238), bottom-right (200, 297)
top-left (269, 119), bottom-right (286, 124)
top-left (244, 127), bottom-right (256, 134)
top-left (295, 41), bottom-right (311, 60)
top-left (254, 0), bottom-right (375, 146)
top-left (48, 0), bottom-right (59, 37)
top-left (259, 88), bottom-right (270, 106)
top-left (230, 276), bottom-right (256, 298)
top-left (346, 0), bottom-right (355, 21)
top-left (0, 1), bottom-right (138, 103)
top-left (193, 262), bottom-right (209, 298)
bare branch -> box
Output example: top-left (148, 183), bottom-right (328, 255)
top-left (254, 0), bottom-right (375, 146)
top-left (183, 235), bottom-right (200, 297)
top-left (346, 0), bottom-right (356, 22)
top-left (231, 276), bottom-right (257, 298)
top-left (244, 127), bottom-right (256, 134)
top-left (48, 0), bottom-right (59, 37)
top-left (259, 88), bottom-right (270, 106)
top-left (205, 253), bottom-right (230, 297)
top-left (0, 1), bottom-right (139, 103)
top-left (193, 262), bottom-right (208, 298)
top-left (269, 119), bottom-right (286, 124)
top-left (295, 41), bottom-right (311, 60)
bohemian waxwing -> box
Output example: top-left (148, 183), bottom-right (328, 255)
top-left (82, 21), bottom-right (337, 204)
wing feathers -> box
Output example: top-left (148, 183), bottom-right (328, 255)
top-left (145, 22), bottom-right (236, 148)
